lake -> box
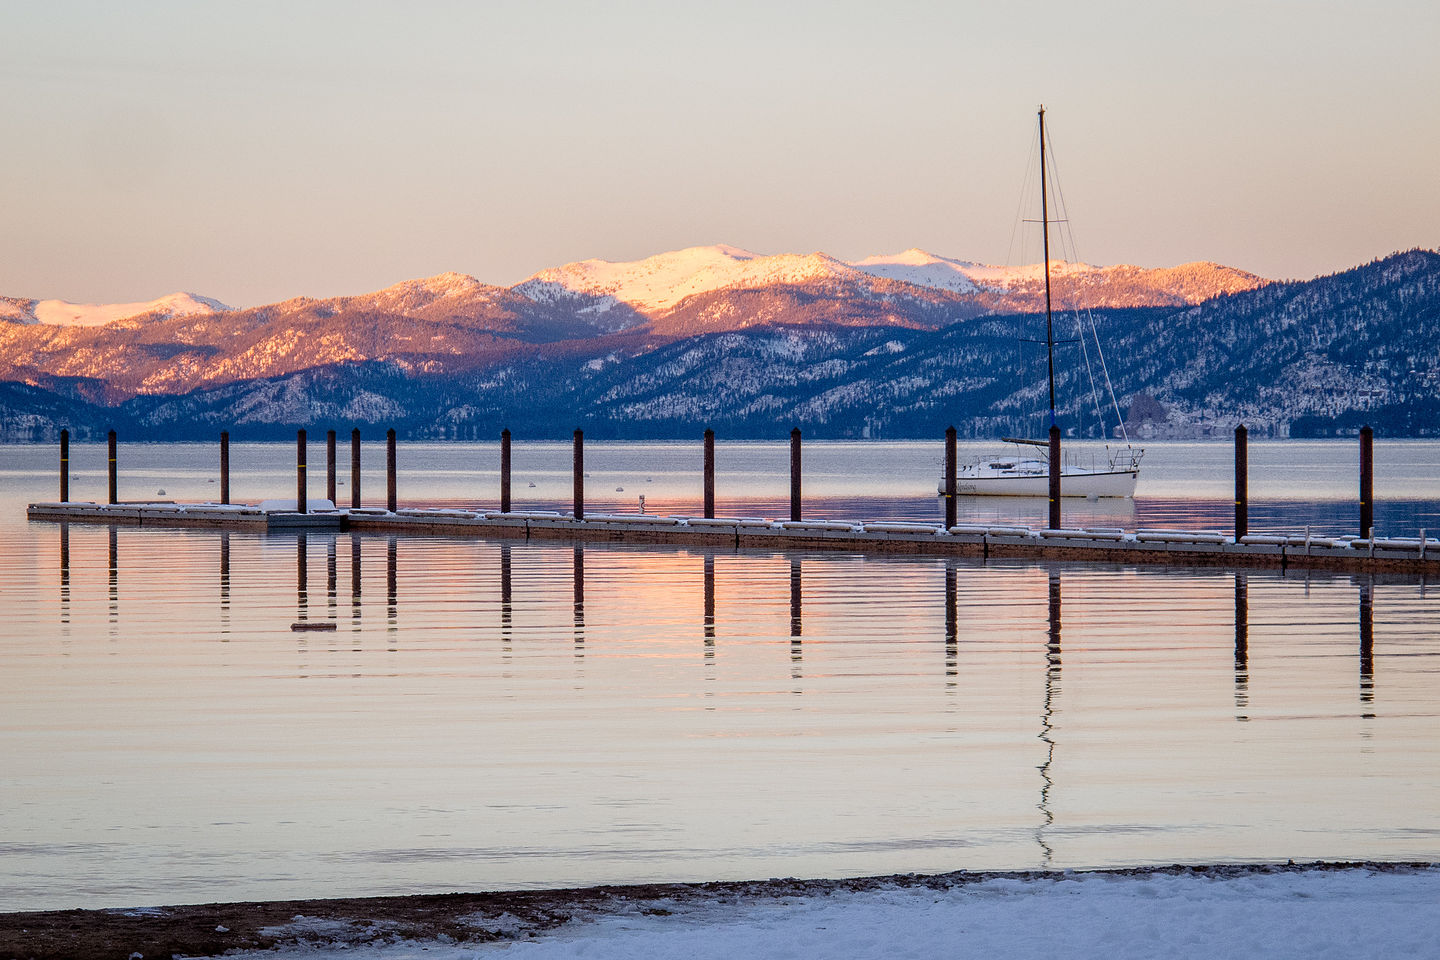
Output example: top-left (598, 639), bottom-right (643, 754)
top-left (2, 439), bottom-right (1438, 911)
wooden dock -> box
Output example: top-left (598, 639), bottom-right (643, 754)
top-left (25, 500), bottom-right (1439, 575)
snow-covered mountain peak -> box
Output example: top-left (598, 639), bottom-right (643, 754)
top-left (20, 292), bottom-right (231, 327)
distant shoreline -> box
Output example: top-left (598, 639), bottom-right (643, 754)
top-left (3, 862), bottom-right (1434, 960)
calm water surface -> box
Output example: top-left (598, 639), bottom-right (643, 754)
top-left (2, 440), bottom-right (1439, 910)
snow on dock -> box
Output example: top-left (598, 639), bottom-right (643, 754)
top-left (23, 500), bottom-right (1440, 574)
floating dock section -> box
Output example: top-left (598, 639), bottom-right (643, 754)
top-left (25, 501), bottom-right (1439, 575)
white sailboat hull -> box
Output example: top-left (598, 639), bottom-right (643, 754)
top-left (942, 468), bottom-right (1139, 498)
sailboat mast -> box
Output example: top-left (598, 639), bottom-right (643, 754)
top-left (1039, 106), bottom-right (1056, 426)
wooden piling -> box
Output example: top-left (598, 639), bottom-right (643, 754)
top-left (1360, 425), bottom-right (1374, 538)
top-left (220, 431), bottom-right (230, 505)
top-left (944, 426), bottom-right (957, 529)
top-left (1047, 424), bottom-right (1061, 530)
top-left (500, 428), bottom-right (512, 513)
top-left (326, 429), bottom-right (337, 506)
top-left (572, 428), bottom-right (584, 520)
top-left (296, 429), bottom-right (308, 514)
top-left (790, 427), bottom-right (802, 522)
top-left (1234, 424), bottom-right (1248, 540)
top-left (59, 429), bottom-right (69, 502)
top-left (107, 430), bottom-right (117, 505)
top-left (386, 428), bottom-right (397, 513)
top-left (350, 428), bottom-right (361, 509)
top-left (703, 428), bottom-right (716, 520)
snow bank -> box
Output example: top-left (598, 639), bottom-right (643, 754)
top-left (224, 866), bottom-right (1439, 960)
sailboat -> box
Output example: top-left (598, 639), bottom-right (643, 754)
top-left (942, 107), bottom-right (1142, 499)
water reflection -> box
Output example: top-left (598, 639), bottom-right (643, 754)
top-left (350, 533), bottom-right (362, 627)
top-left (1037, 569), bottom-right (1061, 866)
top-left (500, 541), bottom-right (513, 645)
top-left (386, 536), bottom-right (397, 634)
top-left (944, 563), bottom-right (958, 685)
top-left (59, 523), bottom-right (70, 626)
top-left (296, 533), bottom-right (308, 623)
top-left (1234, 573), bottom-right (1249, 720)
top-left (573, 545), bottom-right (585, 649)
top-left (1360, 577), bottom-right (1375, 715)
top-left (108, 526), bottom-right (117, 632)
top-left (703, 553), bottom-right (716, 642)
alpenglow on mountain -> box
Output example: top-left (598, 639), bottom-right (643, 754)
top-left (3, 244), bottom-right (1437, 441)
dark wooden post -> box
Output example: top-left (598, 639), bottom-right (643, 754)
top-left (296, 429), bottom-right (307, 514)
top-left (1234, 424), bottom-right (1248, 540)
top-left (386, 428), bottom-right (397, 513)
top-left (107, 429), bottom-right (117, 505)
top-left (944, 425), bottom-right (957, 529)
top-left (326, 429), bottom-right (337, 506)
top-left (220, 430), bottom-right (230, 505)
top-left (1047, 424), bottom-right (1061, 530)
top-left (350, 428), bottom-right (361, 509)
top-left (1360, 425), bottom-right (1374, 538)
top-left (500, 428), bottom-right (512, 513)
top-left (572, 428), bottom-right (584, 520)
top-left (789, 427), bottom-right (802, 522)
top-left (59, 429), bottom-right (69, 502)
top-left (703, 428), bottom-right (716, 519)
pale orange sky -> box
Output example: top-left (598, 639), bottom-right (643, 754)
top-left (3, 0), bottom-right (1437, 307)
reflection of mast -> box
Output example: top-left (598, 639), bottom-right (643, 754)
top-left (1234, 573), bottom-right (1249, 721)
top-left (1037, 569), bottom-right (1061, 866)
top-left (1359, 577), bottom-right (1375, 716)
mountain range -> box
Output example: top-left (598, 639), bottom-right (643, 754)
top-left (1, 244), bottom-right (1436, 442)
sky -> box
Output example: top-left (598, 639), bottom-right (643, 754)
top-left (3, 0), bottom-right (1437, 308)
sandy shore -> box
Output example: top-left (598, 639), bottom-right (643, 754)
top-left (2, 861), bottom-right (1432, 960)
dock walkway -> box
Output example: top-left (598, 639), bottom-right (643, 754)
top-left (25, 500), bottom-right (1438, 574)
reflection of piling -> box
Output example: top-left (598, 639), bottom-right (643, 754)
top-left (220, 532), bottom-right (230, 607)
top-left (572, 545), bottom-right (585, 633)
top-left (59, 429), bottom-right (69, 502)
top-left (572, 428), bottom-right (585, 520)
top-left (296, 429), bottom-right (308, 514)
top-left (326, 430), bottom-right (337, 505)
top-left (386, 429), bottom-right (397, 513)
top-left (296, 533), bottom-right (309, 620)
top-left (1234, 573), bottom-right (1249, 670)
top-left (386, 537), bottom-right (398, 627)
top-left (789, 557), bottom-right (802, 637)
top-left (220, 431), bottom-right (230, 505)
top-left (1360, 425), bottom-right (1374, 538)
top-left (703, 428), bottom-right (716, 520)
top-left (326, 536), bottom-right (337, 612)
top-left (107, 430), bottom-right (118, 505)
top-left (500, 428), bottom-right (512, 513)
top-left (500, 542), bottom-right (512, 637)
top-left (1359, 578), bottom-right (1374, 706)
top-left (790, 428), bottom-right (802, 522)
top-left (1046, 569), bottom-right (1061, 661)
top-left (1047, 426), bottom-right (1061, 530)
top-left (944, 426), bottom-right (957, 529)
top-left (350, 429), bottom-right (362, 509)
top-left (350, 533), bottom-right (362, 615)
top-left (703, 553), bottom-right (716, 639)
top-left (1235, 424), bottom-right (1248, 540)
top-left (945, 562), bottom-right (958, 645)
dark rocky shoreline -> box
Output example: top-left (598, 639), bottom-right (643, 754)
top-left (2, 861), bottom-right (1433, 960)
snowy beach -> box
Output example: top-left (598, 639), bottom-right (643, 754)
top-left (4, 864), bottom-right (1437, 960)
